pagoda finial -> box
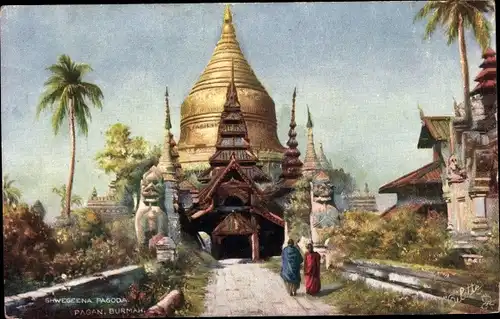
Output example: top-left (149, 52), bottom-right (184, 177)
top-left (91, 187), bottom-right (98, 199)
top-left (225, 58), bottom-right (240, 108)
top-left (306, 105), bottom-right (313, 128)
top-left (224, 4), bottom-right (232, 23)
top-left (158, 89), bottom-right (178, 182)
top-left (165, 86), bottom-right (172, 130)
top-left (417, 104), bottom-right (424, 120)
top-left (221, 4), bottom-right (236, 38)
top-left (280, 87), bottom-right (303, 180)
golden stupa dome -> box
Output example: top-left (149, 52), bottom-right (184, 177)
top-left (177, 4), bottom-right (284, 171)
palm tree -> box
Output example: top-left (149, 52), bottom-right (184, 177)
top-left (2, 175), bottom-right (22, 206)
top-left (37, 55), bottom-right (104, 219)
top-left (414, 0), bottom-right (494, 123)
top-left (52, 184), bottom-right (83, 213)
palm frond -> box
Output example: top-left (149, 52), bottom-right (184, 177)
top-left (71, 195), bottom-right (83, 206)
top-left (80, 82), bottom-right (104, 109)
top-left (414, 1), bottom-right (441, 23)
top-left (51, 97), bottom-right (68, 135)
top-left (470, 10), bottom-right (492, 50)
top-left (423, 9), bottom-right (443, 40)
top-left (73, 95), bottom-right (91, 136)
top-left (74, 63), bottom-right (93, 79)
top-left (37, 85), bottom-right (65, 119)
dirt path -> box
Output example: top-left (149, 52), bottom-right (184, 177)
top-left (201, 258), bottom-right (339, 316)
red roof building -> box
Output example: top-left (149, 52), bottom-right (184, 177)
top-left (378, 161), bottom-right (446, 219)
top-left (470, 48), bottom-right (496, 97)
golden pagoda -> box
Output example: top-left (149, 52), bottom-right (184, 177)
top-left (177, 4), bottom-right (284, 171)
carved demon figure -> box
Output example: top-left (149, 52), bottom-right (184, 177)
top-left (135, 166), bottom-right (169, 248)
top-left (309, 174), bottom-right (339, 246)
top-left (446, 155), bottom-right (468, 183)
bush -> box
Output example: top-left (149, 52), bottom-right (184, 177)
top-left (3, 203), bottom-right (59, 281)
top-left (321, 270), bottom-right (450, 315)
top-left (54, 208), bottom-right (107, 253)
top-left (49, 236), bottom-right (141, 281)
top-left (327, 210), bottom-right (453, 267)
top-left (469, 222), bottom-right (500, 287)
top-left (285, 178), bottom-right (311, 240)
top-left (105, 217), bottom-right (137, 251)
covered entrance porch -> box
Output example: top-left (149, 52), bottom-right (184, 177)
top-left (210, 210), bottom-right (261, 261)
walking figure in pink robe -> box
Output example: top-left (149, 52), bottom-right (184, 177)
top-left (304, 243), bottom-right (321, 295)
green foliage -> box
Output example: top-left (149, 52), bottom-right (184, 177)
top-left (328, 210), bottom-right (453, 267)
top-left (37, 54), bottom-right (104, 136)
top-left (328, 168), bottom-right (357, 194)
top-left (95, 124), bottom-right (160, 210)
top-left (36, 54), bottom-right (103, 219)
top-left (126, 239), bottom-right (215, 316)
top-left (285, 177), bottom-right (311, 240)
top-left (51, 184), bottom-right (83, 212)
top-left (54, 208), bottom-right (107, 252)
top-left (414, 0), bottom-right (494, 50)
top-left (2, 174), bottom-right (22, 206)
top-left (324, 276), bottom-right (450, 315)
top-left (49, 237), bottom-right (140, 281)
top-left (470, 222), bottom-right (500, 285)
top-left (95, 123), bottom-right (149, 175)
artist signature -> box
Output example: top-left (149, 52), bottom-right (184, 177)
top-left (444, 283), bottom-right (496, 311)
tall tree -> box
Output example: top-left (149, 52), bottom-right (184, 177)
top-left (95, 123), bottom-right (157, 210)
top-left (414, 0), bottom-right (494, 124)
top-left (116, 144), bottom-right (162, 211)
top-left (95, 123), bottom-right (149, 176)
top-left (37, 55), bottom-right (104, 219)
top-left (2, 175), bottom-right (22, 206)
top-left (52, 184), bottom-right (83, 213)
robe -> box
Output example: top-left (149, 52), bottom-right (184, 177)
top-left (280, 246), bottom-right (303, 286)
top-left (304, 251), bottom-right (321, 295)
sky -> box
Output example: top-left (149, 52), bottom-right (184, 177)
top-left (1, 3), bottom-right (496, 222)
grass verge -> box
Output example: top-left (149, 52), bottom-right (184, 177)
top-left (177, 250), bottom-right (216, 316)
top-left (262, 259), bottom-right (452, 315)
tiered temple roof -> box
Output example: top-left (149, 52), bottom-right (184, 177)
top-left (280, 88), bottom-right (303, 181)
top-left (302, 106), bottom-right (321, 177)
top-left (470, 48), bottom-right (497, 96)
top-left (198, 60), bottom-right (270, 184)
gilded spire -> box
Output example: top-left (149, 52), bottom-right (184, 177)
top-left (158, 88), bottom-right (178, 182)
top-left (417, 103), bottom-right (425, 121)
top-left (281, 87), bottom-right (303, 180)
top-left (306, 105), bottom-right (313, 128)
top-left (317, 142), bottom-right (332, 171)
top-left (303, 106), bottom-right (320, 178)
top-left (187, 5), bottom-right (266, 95)
top-left (224, 4), bottom-right (232, 23)
top-left (165, 86), bottom-right (172, 130)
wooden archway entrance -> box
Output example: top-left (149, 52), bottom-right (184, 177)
top-left (211, 212), bottom-right (260, 261)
